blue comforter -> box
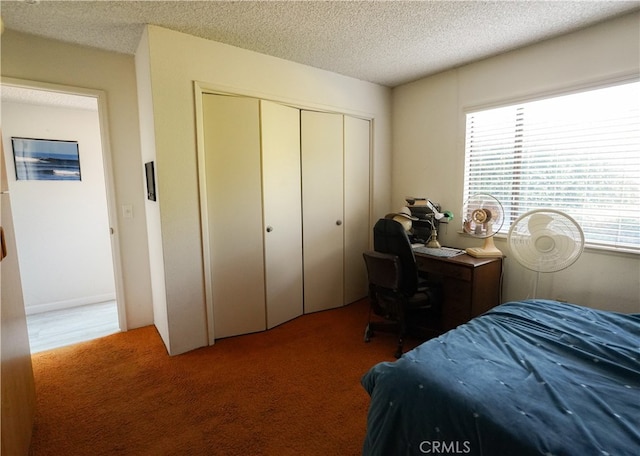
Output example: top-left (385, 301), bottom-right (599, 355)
top-left (361, 300), bottom-right (640, 456)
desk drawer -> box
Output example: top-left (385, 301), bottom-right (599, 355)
top-left (416, 257), bottom-right (472, 282)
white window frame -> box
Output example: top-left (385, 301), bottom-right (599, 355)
top-left (463, 78), bottom-right (640, 254)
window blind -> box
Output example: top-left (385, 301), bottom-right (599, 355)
top-left (464, 80), bottom-right (640, 252)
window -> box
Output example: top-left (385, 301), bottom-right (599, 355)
top-left (464, 80), bottom-right (640, 252)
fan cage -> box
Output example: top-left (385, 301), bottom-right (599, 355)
top-left (462, 194), bottom-right (505, 239)
top-left (507, 209), bottom-right (585, 273)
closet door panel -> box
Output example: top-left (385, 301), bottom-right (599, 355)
top-left (203, 94), bottom-right (266, 339)
top-left (301, 111), bottom-right (344, 313)
top-left (344, 116), bottom-right (371, 304)
top-left (260, 100), bottom-right (303, 328)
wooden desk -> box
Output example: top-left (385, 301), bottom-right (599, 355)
top-left (415, 252), bottom-right (503, 331)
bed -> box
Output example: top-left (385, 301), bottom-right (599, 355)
top-left (361, 299), bottom-right (640, 456)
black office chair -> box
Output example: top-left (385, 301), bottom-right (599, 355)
top-left (374, 216), bottom-right (421, 291)
top-left (363, 218), bottom-right (441, 358)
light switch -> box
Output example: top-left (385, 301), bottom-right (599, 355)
top-left (122, 204), bottom-right (133, 219)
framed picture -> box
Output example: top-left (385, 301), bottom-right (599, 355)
top-left (145, 161), bottom-right (156, 201)
top-left (11, 137), bottom-right (81, 181)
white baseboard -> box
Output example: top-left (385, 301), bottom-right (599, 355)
top-left (25, 293), bottom-right (117, 315)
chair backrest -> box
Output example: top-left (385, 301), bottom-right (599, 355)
top-left (372, 218), bottom-right (419, 295)
top-left (362, 251), bottom-right (401, 291)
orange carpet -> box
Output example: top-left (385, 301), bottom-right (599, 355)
top-left (29, 299), bottom-right (421, 455)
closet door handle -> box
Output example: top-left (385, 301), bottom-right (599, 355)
top-left (0, 227), bottom-right (6, 261)
top-left (266, 226), bottom-right (273, 233)
top-left (336, 220), bottom-right (342, 226)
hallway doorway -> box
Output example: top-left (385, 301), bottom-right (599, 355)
top-left (1, 81), bottom-right (125, 351)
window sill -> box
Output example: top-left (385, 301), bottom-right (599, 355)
top-left (456, 231), bottom-right (639, 257)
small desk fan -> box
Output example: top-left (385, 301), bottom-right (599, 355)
top-left (462, 193), bottom-right (505, 258)
top-left (507, 209), bottom-right (584, 298)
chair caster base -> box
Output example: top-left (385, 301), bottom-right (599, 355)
top-left (364, 325), bottom-right (373, 343)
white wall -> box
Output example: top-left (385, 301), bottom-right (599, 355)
top-left (137, 25), bottom-right (392, 355)
top-left (2, 101), bottom-right (115, 313)
top-left (135, 30), bottom-right (170, 348)
top-left (1, 30), bottom-right (154, 328)
top-left (392, 12), bottom-right (640, 313)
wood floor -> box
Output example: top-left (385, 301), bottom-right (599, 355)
top-left (26, 301), bottom-right (120, 353)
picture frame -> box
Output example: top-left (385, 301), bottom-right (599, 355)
top-left (11, 137), bottom-right (81, 181)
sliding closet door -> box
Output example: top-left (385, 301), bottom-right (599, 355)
top-left (260, 100), bottom-right (303, 328)
top-left (301, 110), bottom-right (344, 313)
top-left (203, 94), bottom-right (266, 339)
top-left (343, 116), bottom-right (371, 304)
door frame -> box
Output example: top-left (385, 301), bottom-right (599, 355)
top-left (1, 77), bottom-right (127, 331)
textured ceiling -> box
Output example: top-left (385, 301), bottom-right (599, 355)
top-left (1, 0), bottom-right (639, 87)
top-left (1, 85), bottom-right (99, 110)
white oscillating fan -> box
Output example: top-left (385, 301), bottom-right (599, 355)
top-left (462, 194), bottom-right (505, 258)
top-left (507, 209), bottom-right (584, 298)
